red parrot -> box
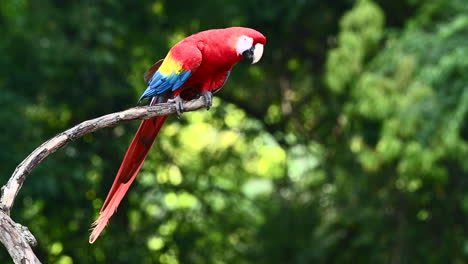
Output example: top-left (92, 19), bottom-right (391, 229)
top-left (89, 27), bottom-right (266, 243)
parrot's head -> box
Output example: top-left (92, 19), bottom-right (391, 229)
top-left (227, 27), bottom-right (266, 64)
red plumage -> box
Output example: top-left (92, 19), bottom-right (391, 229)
top-left (90, 113), bottom-right (167, 243)
top-left (89, 27), bottom-right (266, 243)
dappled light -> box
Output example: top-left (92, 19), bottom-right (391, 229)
top-left (1, 0), bottom-right (468, 263)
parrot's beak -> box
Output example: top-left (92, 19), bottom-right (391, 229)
top-left (242, 43), bottom-right (264, 64)
top-left (252, 43), bottom-right (264, 64)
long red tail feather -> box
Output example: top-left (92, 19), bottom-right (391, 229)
top-left (89, 114), bottom-right (168, 243)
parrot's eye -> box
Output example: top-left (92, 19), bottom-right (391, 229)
top-left (236, 35), bottom-right (254, 55)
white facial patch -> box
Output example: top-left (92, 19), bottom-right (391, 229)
top-left (236, 35), bottom-right (254, 55)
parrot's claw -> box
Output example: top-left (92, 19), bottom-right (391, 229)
top-left (168, 95), bottom-right (184, 117)
top-left (201, 91), bottom-right (212, 110)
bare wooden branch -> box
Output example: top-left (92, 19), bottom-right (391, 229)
top-left (0, 97), bottom-right (206, 214)
top-left (0, 96), bottom-right (207, 263)
top-left (0, 211), bottom-right (40, 264)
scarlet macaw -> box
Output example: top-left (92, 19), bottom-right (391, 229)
top-left (89, 27), bottom-right (266, 243)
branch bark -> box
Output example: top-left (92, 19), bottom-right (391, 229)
top-left (0, 96), bottom-right (207, 263)
top-left (0, 211), bottom-right (39, 264)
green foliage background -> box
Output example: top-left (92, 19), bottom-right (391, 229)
top-left (1, 0), bottom-right (468, 263)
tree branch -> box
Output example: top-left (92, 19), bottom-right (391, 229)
top-left (0, 211), bottom-right (39, 264)
top-left (0, 96), bottom-right (207, 263)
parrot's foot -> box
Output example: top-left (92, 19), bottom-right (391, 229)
top-left (168, 95), bottom-right (184, 117)
top-left (201, 91), bottom-right (212, 110)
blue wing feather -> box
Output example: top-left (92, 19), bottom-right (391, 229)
top-left (138, 70), bottom-right (192, 103)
